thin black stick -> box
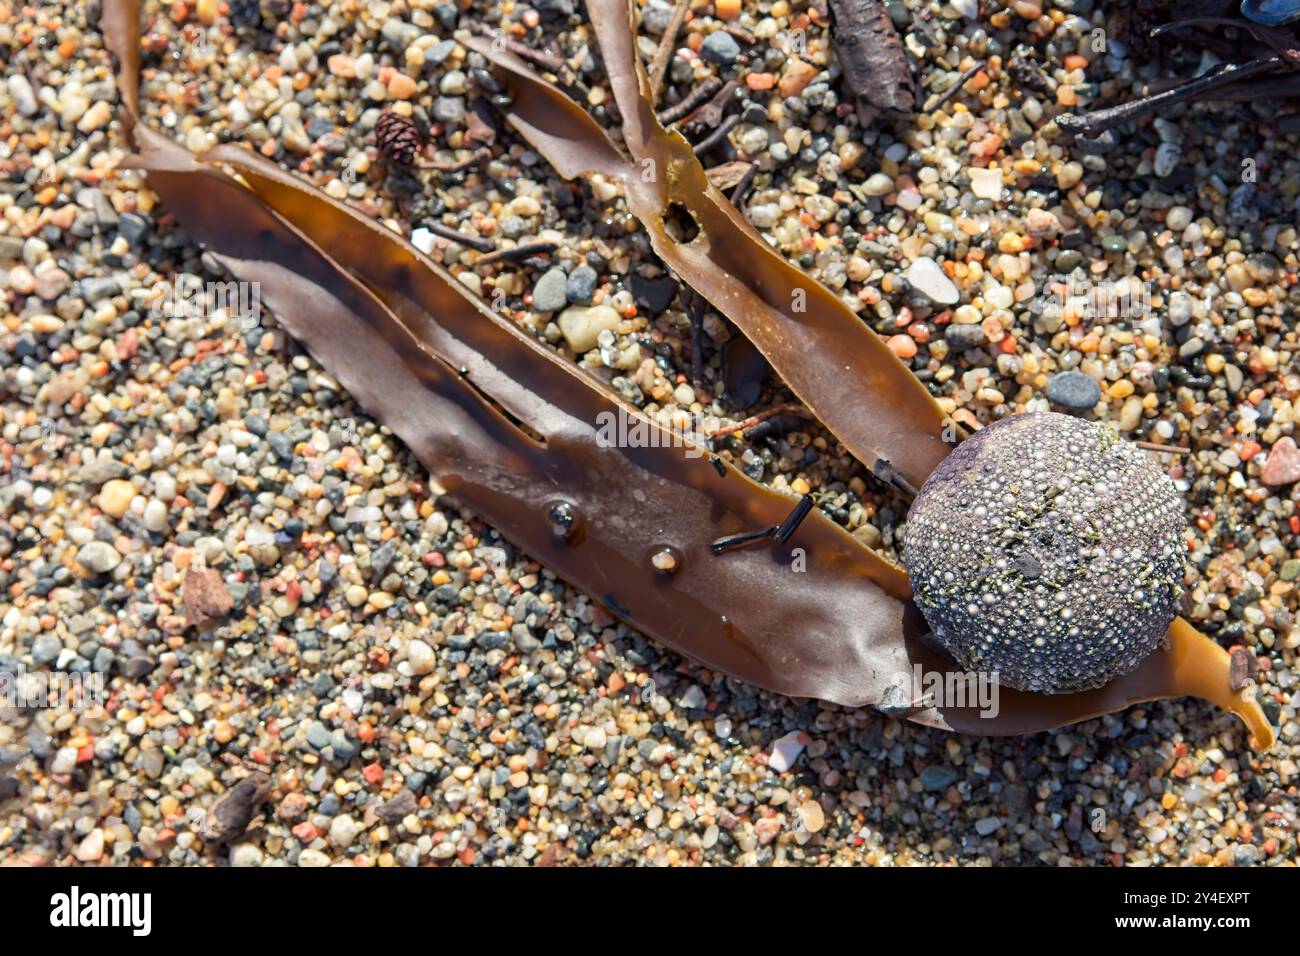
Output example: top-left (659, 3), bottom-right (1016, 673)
top-left (729, 161), bottom-right (758, 208)
top-left (474, 241), bottom-right (558, 266)
top-left (710, 526), bottom-right (776, 554)
top-left (775, 495), bottom-right (815, 544)
top-left (1056, 56), bottom-right (1281, 134)
top-left (648, 0), bottom-right (692, 103)
top-left (923, 61), bottom-right (983, 113)
top-left (425, 221), bottom-right (496, 253)
top-left (692, 113), bottom-right (740, 156)
top-left (656, 77), bottom-right (724, 125)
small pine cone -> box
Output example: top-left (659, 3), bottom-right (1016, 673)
top-left (374, 110), bottom-right (423, 167)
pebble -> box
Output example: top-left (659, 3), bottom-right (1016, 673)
top-left (7, 74), bottom-right (36, 116)
top-left (557, 304), bottom-right (621, 352)
top-left (328, 814), bottom-right (361, 847)
top-left (967, 167), bottom-right (1003, 201)
top-left (798, 799), bottom-right (825, 833)
top-left (74, 829), bottom-right (105, 862)
top-left (76, 541), bottom-right (121, 575)
top-left (1046, 370), bottom-right (1101, 411)
top-left (944, 324), bottom-right (986, 352)
top-left (1261, 437), bottom-right (1300, 486)
top-left (1154, 142), bottom-right (1181, 178)
top-left (921, 765), bottom-right (960, 791)
top-left (532, 267), bottom-right (569, 313)
top-left (32, 635), bottom-right (63, 665)
top-left (407, 639), bottom-right (436, 675)
top-left (700, 31), bottom-right (741, 66)
top-left (97, 479), bottom-right (136, 519)
top-left (905, 257), bottom-right (959, 305)
top-left (863, 172), bottom-right (894, 196)
top-left (768, 731), bottom-right (808, 773)
top-left (565, 265), bottom-right (598, 305)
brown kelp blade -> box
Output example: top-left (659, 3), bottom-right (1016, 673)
top-left (127, 126), bottom-right (930, 710)
top-left (104, 0), bottom-right (1273, 749)
top-left (908, 611), bottom-right (1275, 751)
top-left (467, 0), bottom-right (955, 493)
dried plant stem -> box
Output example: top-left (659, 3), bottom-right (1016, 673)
top-left (692, 113), bottom-right (739, 155)
top-left (1057, 56), bottom-right (1281, 134)
top-left (474, 241), bottom-right (558, 266)
top-left (468, 23), bottom-right (571, 79)
top-left (647, 0), bottom-right (692, 104)
top-left (923, 61), bottom-right (983, 113)
top-left (656, 76), bottom-right (723, 125)
top-left (1136, 441), bottom-right (1192, 456)
top-left (425, 221), bottom-right (496, 252)
top-left (709, 403), bottom-right (811, 439)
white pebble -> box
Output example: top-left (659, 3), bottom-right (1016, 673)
top-left (143, 498), bottom-right (168, 532)
top-left (411, 227), bottom-right (435, 254)
top-left (905, 256), bottom-right (960, 305)
top-left (968, 166), bottom-right (1003, 201)
top-left (407, 639), bottom-right (436, 675)
top-left (768, 731), bottom-right (808, 773)
top-left (557, 305), bottom-right (621, 353)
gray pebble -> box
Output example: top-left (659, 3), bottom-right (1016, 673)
top-left (76, 541), bottom-right (121, 575)
top-left (1046, 370), bottom-right (1101, 411)
top-left (700, 32), bottom-right (741, 66)
top-left (566, 265), bottom-right (598, 305)
top-left (32, 635), bottom-right (62, 666)
top-left (920, 765), bottom-right (959, 791)
top-left (433, 96), bottom-right (465, 125)
top-left (532, 267), bottom-right (569, 313)
top-left (944, 324), bottom-right (986, 352)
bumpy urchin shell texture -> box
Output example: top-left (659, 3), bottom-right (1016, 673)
top-left (902, 412), bottom-right (1186, 694)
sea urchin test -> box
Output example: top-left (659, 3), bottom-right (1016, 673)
top-left (903, 412), bottom-right (1186, 694)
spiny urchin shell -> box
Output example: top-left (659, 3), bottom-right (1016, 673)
top-left (902, 412), bottom-right (1186, 694)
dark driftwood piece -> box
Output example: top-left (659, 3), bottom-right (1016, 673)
top-left (825, 0), bottom-right (916, 118)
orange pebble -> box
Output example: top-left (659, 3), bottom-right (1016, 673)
top-left (887, 335), bottom-right (917, 360)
